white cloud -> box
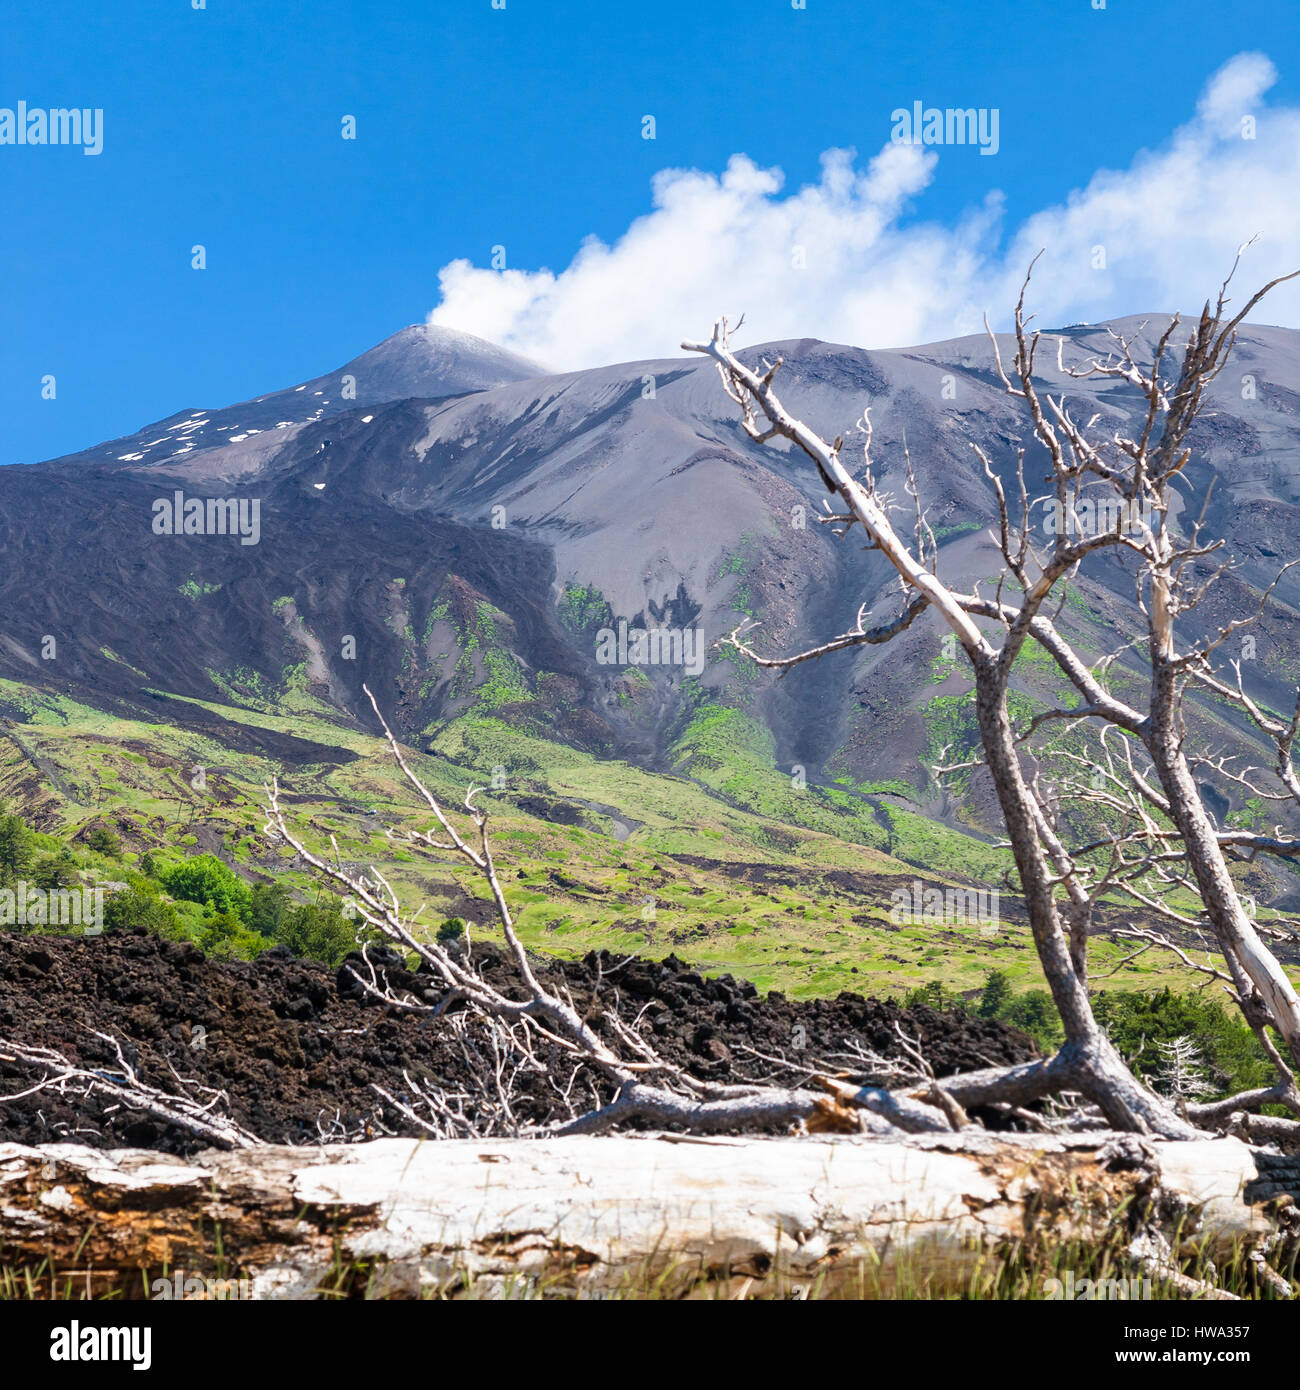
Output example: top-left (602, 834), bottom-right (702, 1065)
top-left (429, 53), bottom-right (1300, 366)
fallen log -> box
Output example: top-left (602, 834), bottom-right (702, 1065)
top-left (0, 1132), bottom-right (1295, 1298)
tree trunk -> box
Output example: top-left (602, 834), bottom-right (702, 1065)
top-left (974, 671), bottom-right (1197, 1137)
top-left (1146, 663), bottom-right (1300, 1068)
top-left (1, 1133), bottom-right (1290, 1298)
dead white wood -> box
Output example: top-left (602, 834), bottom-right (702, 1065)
top-left (0, 1034), bottom-right (261, 1151)
top-left (0, 1134), bottom-right (1292, 1299)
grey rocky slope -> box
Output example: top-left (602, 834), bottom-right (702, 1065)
top-left (3, 314), bottom-right (1298, 889)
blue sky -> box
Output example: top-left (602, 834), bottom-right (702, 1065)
top-left (3, 0), bottom-right (1299, 465)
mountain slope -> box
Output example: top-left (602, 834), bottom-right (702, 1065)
top-left (4, 314), bottom-right (1299, 905)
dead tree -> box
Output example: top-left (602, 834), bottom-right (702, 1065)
top-left (685, 253), bottom-right (1298, 1138)
top-left (261, 686), bottom-right (969, 1140)
top-left (1, 700), bottom-right (1036, 1149)
top-left (5, 1130), bottom-right (1295, 1299)
top-left (976, 252), bottom-right (1300, 1061)
top-left (962, 251), bottom-right (1300, 1140)
top-left (0, 1032), bottom-right (261, 1151)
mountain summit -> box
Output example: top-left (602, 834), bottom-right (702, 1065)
top-left (339, 324), bottom-right (548, 401)
top-left (67, 324), bottom-right (547, 470)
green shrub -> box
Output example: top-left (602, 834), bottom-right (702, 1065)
top-left (197, 909), bottom-right (271, 962)
top-left (970, 972), bottom-right (1272, 1097)
top-left (86, 826), bottom-right (122, 857)
top-left (904, 980), bottom-right (968, 1013)
top-left (32, 847), bottom-right (78, 891)
top-left (977, 969), bottom-right (1013, 1020)
top-left (102, 885), bottom-right (182, 938)
top-left (159, 854), bottom-right (251, 921)
top-left (248, 881), bottom-right (292, 938)
top-left (437, 916), bottom-right (466, 943)
top-left (999, 989), bottom-right (1064, 1051)
top-left (278, 900), bottom-right (357, 966)
top-left (1093, 988), bottom-right (1272, 1099)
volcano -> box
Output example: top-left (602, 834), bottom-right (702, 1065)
top-left (3, 313), bottom-right (1299, 889)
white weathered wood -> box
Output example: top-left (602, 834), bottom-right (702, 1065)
top-left (1, 1133), bottom-right (1289, 1298)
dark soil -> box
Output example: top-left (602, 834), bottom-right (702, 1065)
top-left (0, 928), bottom-right (1036, 1153)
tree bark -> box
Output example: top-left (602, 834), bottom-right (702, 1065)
top-left (974, 669), bottom-right (1197, 1137)
top-left (1146, 659), bottom-right (1300, 1068)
